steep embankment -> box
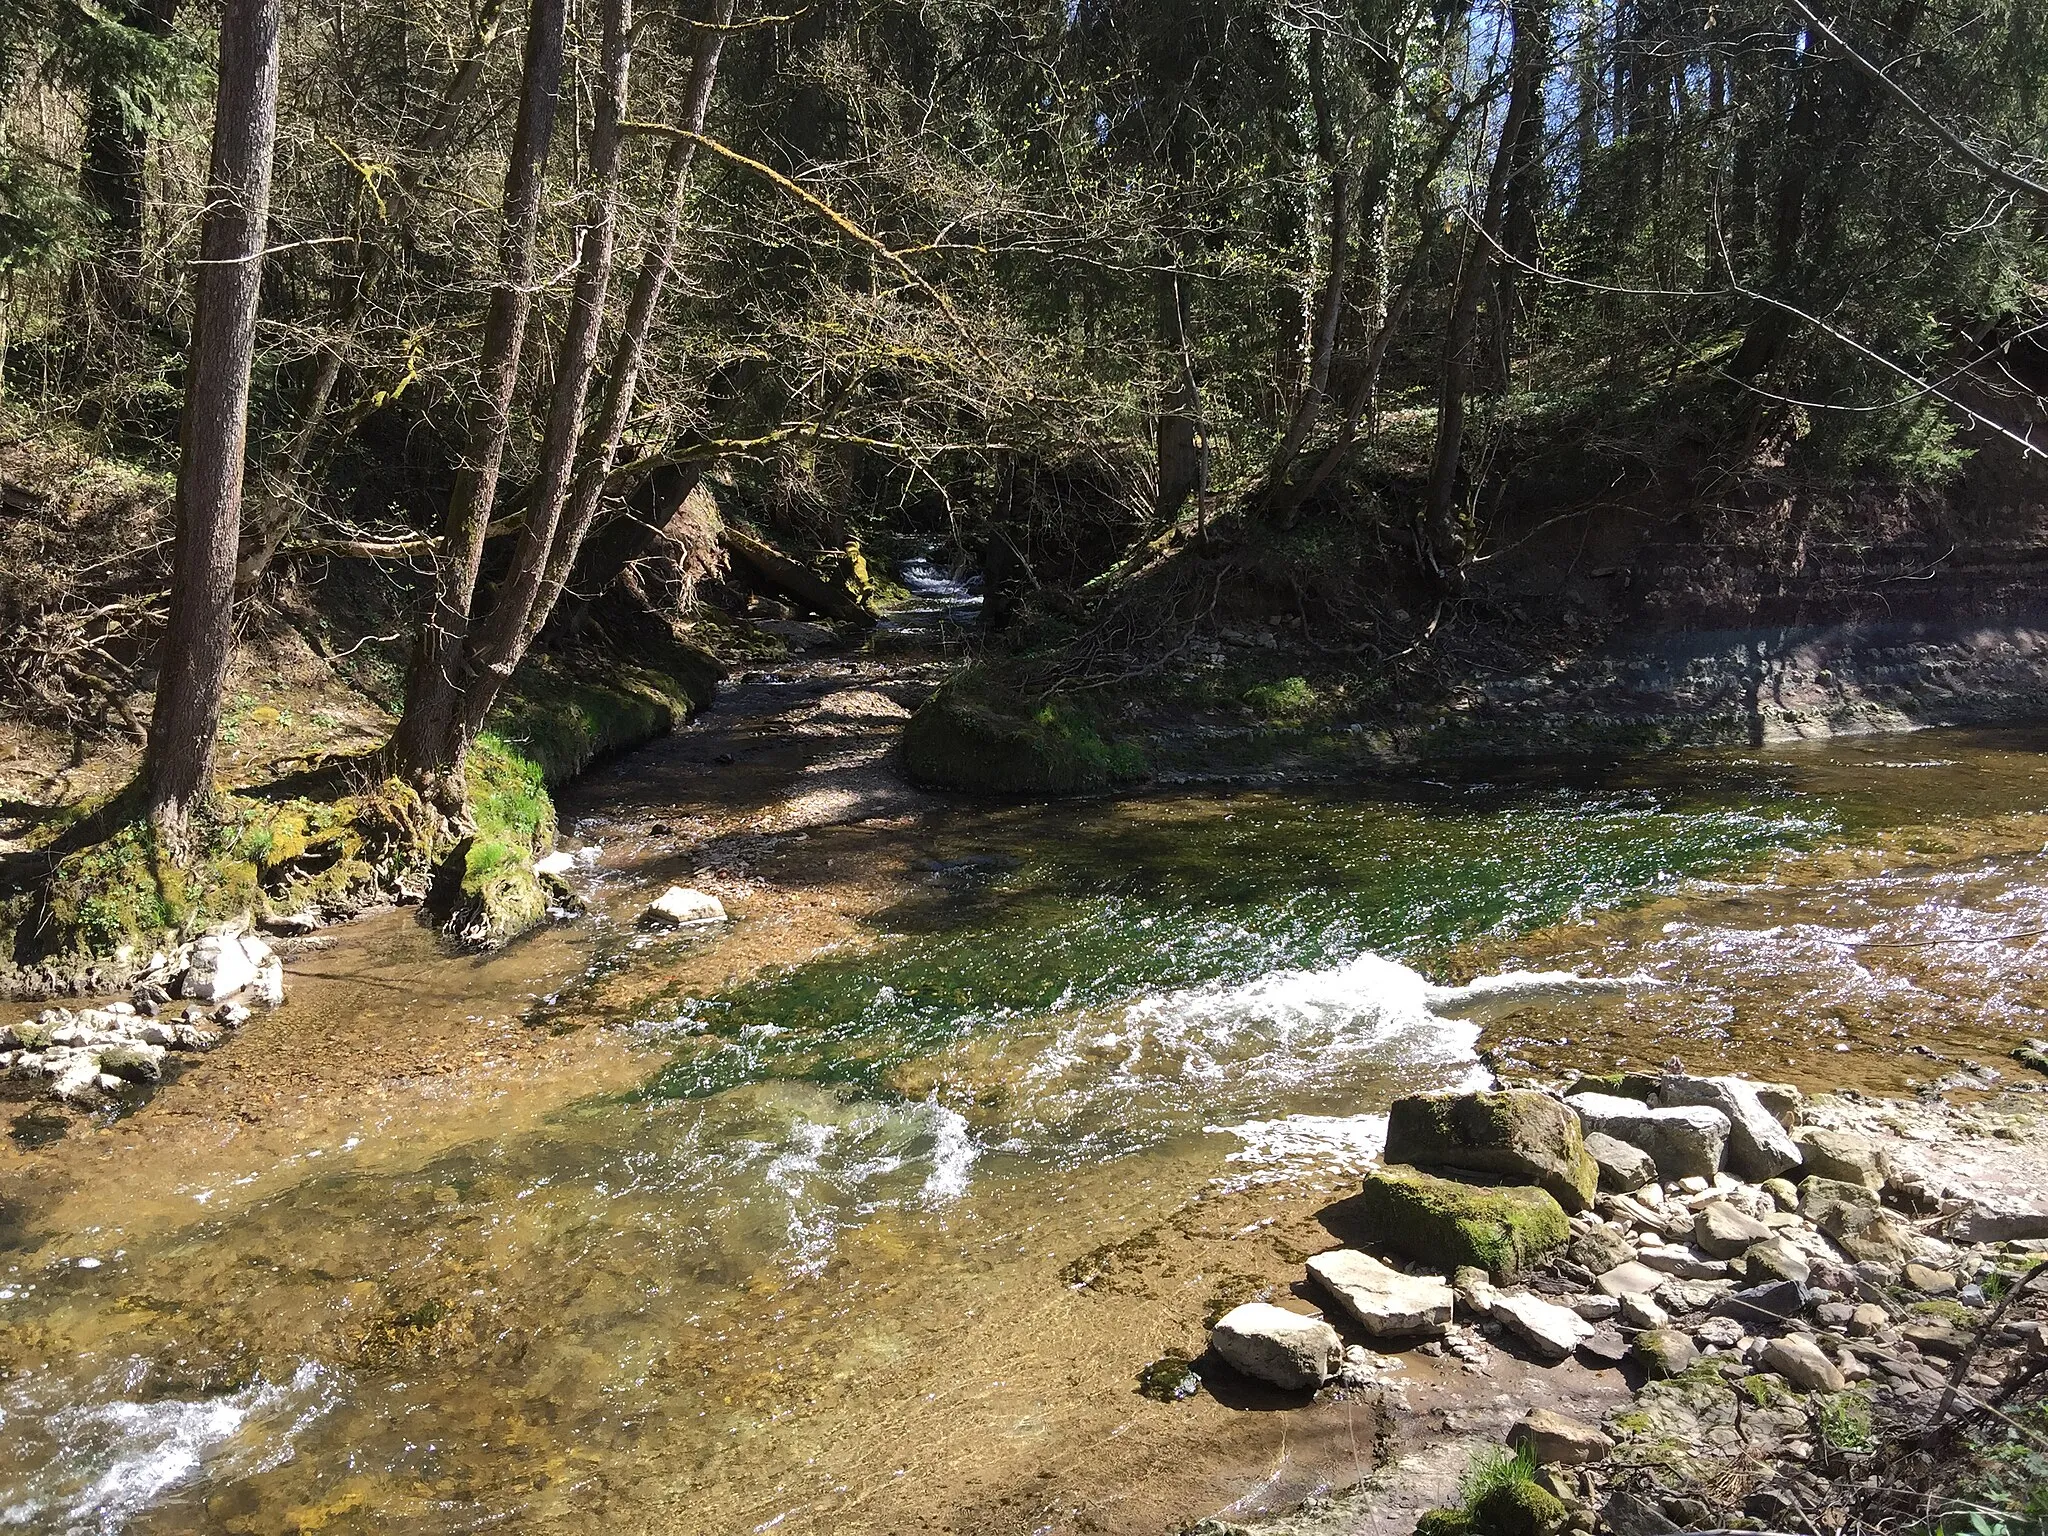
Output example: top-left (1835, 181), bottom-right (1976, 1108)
top-left (906, 453), bottom-right (2048, 792)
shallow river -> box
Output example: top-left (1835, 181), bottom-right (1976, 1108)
top-left (5, 725), bottom-right (2048, 1534)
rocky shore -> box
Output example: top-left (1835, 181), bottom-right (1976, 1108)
top-left (1180, 1068), bottom-right (2048, 1536)
top-left (1, 925), bottom-right (285, 1106)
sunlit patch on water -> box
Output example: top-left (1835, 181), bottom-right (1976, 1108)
top-left (0, 1361), bottom-right (337, 1534)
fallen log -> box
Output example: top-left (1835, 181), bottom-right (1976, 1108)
top-left (721, 526), bottom-right (875, 626)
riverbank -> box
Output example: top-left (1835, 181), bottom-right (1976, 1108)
top-left (908, 613), bottom-right (2048, 794)
top-left (7, 669), bottom-right (2048, 1531)
top-left (1178, 1077), bottom-right (2048, 1536)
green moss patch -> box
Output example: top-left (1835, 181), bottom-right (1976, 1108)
top-left (16, 776), bottom-right (440, 962)
top-left (902, 670), bottom-right (1148, 796)
top-left (1355, 1163), bottom-right (1570, 1281)
top-left (486, 641), bottom-right (716, 788)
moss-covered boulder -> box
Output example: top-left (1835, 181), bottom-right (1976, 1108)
top-left (1385, 1089), bottom-right (1599, 1214)
top-left (902, 673), bottom-right (1148, 796)
top-left (1356, 1164), bottom-right (1570, 1282)
top-left (1471, 1481), bottom-right (1568, 1536)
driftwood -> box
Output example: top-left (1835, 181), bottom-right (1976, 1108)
top-left (721, 526), bottom-right (874, 626)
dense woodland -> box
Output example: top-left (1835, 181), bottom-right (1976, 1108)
top-left (2, 0), bottom-right (2047, 866)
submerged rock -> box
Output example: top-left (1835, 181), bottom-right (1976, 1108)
top-left (1357, 1164), bottom-right (1570, 1281)
top-left (1383, 1089), bottom-right (1600, 1214)
top-left (1306, 1248), bottom-right (1453, 1337)
top-left (1137, 1353), bottom-right (1201, 1401)
top-left (1209, 1303), bottom-right (1341, 1391)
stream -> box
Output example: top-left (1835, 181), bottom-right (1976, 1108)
top-left (4, 602), bottom-right (2048, 1531)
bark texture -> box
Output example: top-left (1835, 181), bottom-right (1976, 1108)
top-left (386, 0), bottom-right (569, 790)
top-left (139, 0), bottom-right (283, 841)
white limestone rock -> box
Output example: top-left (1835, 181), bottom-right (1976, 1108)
top-left (1488, 1290), bottom-right (1595, 1361)
top-left (639, 887), bottom-right (729, 928)
top-left (181, 935), bottom-right (256, 1003)
top-left (1209, 1302), bottom-right (1342, 1391)
top-left (1307, 1249), bottom-right (1454, 1338)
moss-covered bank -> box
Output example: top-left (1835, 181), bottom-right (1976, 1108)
top-left (901, 670), bottom-right (1149, 796)
top-left (4, 639), bottom-right (717, 985)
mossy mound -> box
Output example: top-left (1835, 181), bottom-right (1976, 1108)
top-left (1469, 1481), bottom-right (1568, 1536)
top-left (430, 835), bottom-right (549, 948)
top-left (487, 638), bottom-right (716, 787)
top-left (15, 777), bottom-right (440, 963)
top-left (902, 671), bottom-right (1148, 796)
top-left (1356, 1163), bottom-right (1570, 1282)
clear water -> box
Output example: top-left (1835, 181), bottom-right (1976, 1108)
top-left (5, 730), bottom-right (2048, 1533)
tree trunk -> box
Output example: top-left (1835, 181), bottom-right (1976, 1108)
top-left (461, 2), bottom-right (735, 714)
top-left (1262, 25), bottom-right (1351, 514)
top-left (435, 0), bottom-right (744, 750)
top-left (234, 0), bottom-right (512, 594)
top-left (1420, 0), bottom-right (1541, 583)
top-left (456, 0), bottom-right (636, 734)
top-left (1495, 10), bottom-right (1550, 380)
top-left (1156, 270), bottom-right (1201, 522)
top-left (138, 0), bottom-right (282, 844)
top-left (81, 0), bottom-right (179, 244)
top-left (80, 0), bottom-right (179, 311)
top-left (386, 0), bottom-right (569, 792)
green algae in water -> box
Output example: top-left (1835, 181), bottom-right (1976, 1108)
top-left (639, 777), bottom-right (1843, 1104)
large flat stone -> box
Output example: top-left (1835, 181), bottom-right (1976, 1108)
top-left (1356, 1164), bottom-right (1570, 1282)
top-left (1694, 1200), bottom-right (1774, 1259)
top-left (1595, 1260), bottom-right (1666, 1297)
top-left (1652, 1075), bottom-right (1802, 1181)
top-left (1584, 1131), bottom-right (1657, 1193)
top-left (1760, 1334), bottom-right (1844, 1392)
top-left (1510, 1407), bottom-right (1613, 1466)
top-left (1952, 1206), bottom-right (2048, 1244)
top-left (1489, 1290), bottom-right (1595, 1361)
top-left (1794, 1128), bottom-right (1886, 1190)
top-left (1306, 1249), bottom-right (1453, 1338)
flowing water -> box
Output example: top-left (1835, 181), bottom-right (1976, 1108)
top-left (6, 722), bottom-right (2048, 1534)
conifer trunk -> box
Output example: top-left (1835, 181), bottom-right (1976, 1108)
top-left (138, 0), bottom-right (283, 844)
